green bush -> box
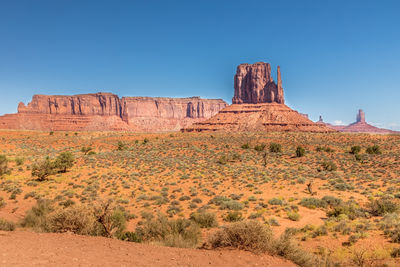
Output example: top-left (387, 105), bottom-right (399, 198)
top-left (54, 152), bottom-right (74, 173)
top-left (269, 143), bottom-right (282, 153)
top-left (322, 161), bottom-right (337, 171)
top-left (254, 144), bottom-right (266, 152)
top-left (224, 211), bottom-right (243, 222)
top-left (299, 197), bottom-right (327, 209)
top-left (0, 218), bottom-right (16, 231)
top-left (295, 146), bottom-right (305, 157)
top-left (350, 146), bottom-right (361, 154)
top-left (21, 199), bottom-right (55, 230)
top-left (31, 157), bottom-right (57, 181)
top-left (81, 146), bottom-right (93, 155)
top-left (368, 197), bottom-right (399, 216)
top-left (208, 220), bottom-right (272, 253)
top-left (287, 212), bottom-right (300, 221)
top-left (366, 145), bottom-right (382, 155)
top-left (117, 141), bottom-right (127, 151)
top-left (241, 143), bottom-right (250, 149)
top-left (190, 211), bottom-right (218, 228)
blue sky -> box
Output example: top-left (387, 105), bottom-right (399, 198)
top-left (0, 0), bottom-right (399, 130)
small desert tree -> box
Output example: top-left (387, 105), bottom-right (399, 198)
top-left (54, 152), bottom-right (74, 173)
top-left (31, 157), bottom-right (56, 181)
top-left (296, 146), bottom-right (306, 157)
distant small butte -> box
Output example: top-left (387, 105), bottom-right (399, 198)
top-left (317, 109), bottom-right (398, 134)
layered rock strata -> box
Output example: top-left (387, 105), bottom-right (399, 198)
top-left (0, 93), bottom-right (227, 132)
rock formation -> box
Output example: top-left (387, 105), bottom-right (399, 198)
top-left (183, 62), bottom-right (335, 133)
top-left (321, 109), bottom-right (398, 134)
top-left (0, 93), bottom-right (227, 132)
top-left (232, 62), bottom-right (284, 104)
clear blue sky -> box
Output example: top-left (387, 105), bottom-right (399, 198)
top-left (0, 0), bottom-right (399, 130)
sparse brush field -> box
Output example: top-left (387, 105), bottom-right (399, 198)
top-left (0, 130), bottom-right (400, 266)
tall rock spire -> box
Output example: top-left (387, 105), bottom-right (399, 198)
top-left (276, 66), bottom-right (284, 104)
top-left (356, 109), bottom-right (365, 123)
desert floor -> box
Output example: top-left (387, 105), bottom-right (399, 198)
top-left (0, 130), bottom-right (399, 266)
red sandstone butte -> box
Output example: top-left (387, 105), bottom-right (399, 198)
top-left (0, 93), bottom-right (227, 132)
top-left (183, 62), bottom-right (334, 133)
top-left (319, 110), bottom-right (398, 134)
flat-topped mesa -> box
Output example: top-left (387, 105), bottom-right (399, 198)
top-left (0, 93), bottom-right (227, 132)
top-left (18, 93), bottom-right (122, 117)
top-left (356, 109), bottom-right (365, 123)
top-left (232, 62), bottom-right (284, 104)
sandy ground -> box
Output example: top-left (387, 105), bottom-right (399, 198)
top-left (0, 230), bottom-right (296, 267)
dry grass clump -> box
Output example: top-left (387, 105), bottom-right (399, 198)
top-left (21, 199), bottom-right (126, 238)
top-left (136, 214), bottom-right (201, 248)
top-left (208, 220), bottom-right (272, 253)
top-left (0, 218), bottom-right (16, 231)
top-left (208, 221), bottom-right (338, 267)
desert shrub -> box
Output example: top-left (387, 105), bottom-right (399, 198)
top-left (254, 143), bottom-right (266, 152)
top-left (46, 205), bottom-right (96, 235)
top-left (322, 161), bottom-right (337, 171)
top-left (31, 157), bottom-right (57, 181)
top-left (366, 145), bottom-right (382, 155)
top-left (295, 146), bottom-right (305, 157)
top-left (81, 146), bottom-right (93, 155)
top-left (321, 195), bottom-right (342, 205)
top-left (21, 199), bottom-right (55, 230)
top-left (268, 198), bottom-right (285, 206)
top-left (220, 200), bottom-right (244, 210)
top-left (287, 212), bottom-right (300, 221)
top-left (327, 201), bottom-right (364, 220)
top-left (120, 231), bottom-right (142, 242)
top-left (208, 220), bottom-right (272, 253)
top-left (241, 143), bottom-right (250, 149)
top-left (14, 157), bottom-right (24, 166)
top-left (136, 215), bottom-right (200, 248)
top-left (0, 218), bottom-right (16, 231)
top-left (316, 146), bottom-right (334, 153)
top-left (368, 197), bottom-right (399, 216)
top-left (0, 197), bottom-right (5, 209)
top-left (93, 200), bottom-right (127, 238)
top-left (217, 155), bottom-right (228, 165)
top-left (117, 141), bottom-right (127, 151)
top-left (300, 197), bottom-right (327, 209)
top-left (391, 248), bottom-right (400, 258)
top-left (0, 155), bottom-right (9, 177)
top-left (54, 152), bottom-right (74, 173)
top-left (190, 211), bottom-right (218, 228)
top-left (269, 143), bottom-right (282, 153)
top-left (350, 146), bottom-right (361, 154)
top-left (272, 229), bottom-right (322, 267)
top-left (224, 211), bottom-right (243, 222)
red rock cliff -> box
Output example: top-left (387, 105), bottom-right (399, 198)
top-left (0, 93), bottom-right (227, 132)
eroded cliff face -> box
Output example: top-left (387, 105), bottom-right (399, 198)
top-left (0, 93), bottom-right (227, 132)
top-left (18, 93), bottom-right (123, 116)
top-left (232, 62), bottom-right (284, 104)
